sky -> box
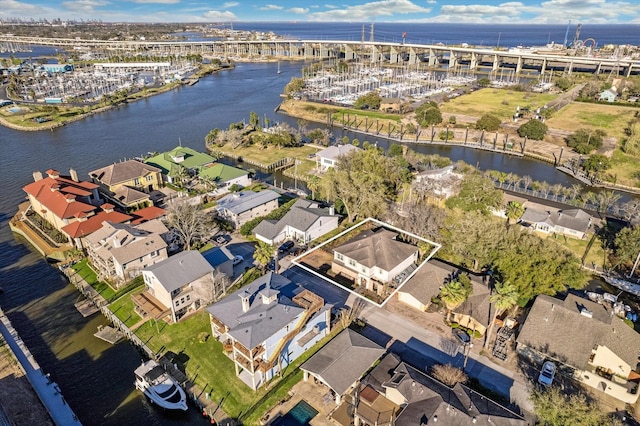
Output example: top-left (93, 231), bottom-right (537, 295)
top-left (1, 0), bottom-right (639, 24)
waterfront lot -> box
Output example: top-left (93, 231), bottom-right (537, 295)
top-left (213, 143), bottom-right (318, 168)
top-left (545, 102), bottom-right (638, 140)
top-left (440, 88), bottom-right (557, 121)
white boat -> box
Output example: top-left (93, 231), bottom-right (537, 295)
top-left (134, 360), bottom-right (188, 411)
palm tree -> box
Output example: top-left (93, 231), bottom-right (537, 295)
top-left (204, 128), bottom-right (219, 147)
top-left (550, 183), bottom-right (564, 201)
top-left (505, 201), bottom-right (525, 224)
top-left (484, 281), bottom-right (519, 350)
top-left (439, 280), bottom-right (469, 323)
top-left (253, 241), bottom-right (273, 272)
top-left (596, 190), bottom-right (621, 215)
top-left (521, 175), bottom-right (533, 193)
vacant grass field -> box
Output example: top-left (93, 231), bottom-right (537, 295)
top-left (440, 88), bottom-right (557, 121)
top-left (545, 102), bottom-right (638, 140)
top-left (548, 233), bottom-right (606, 269)
top-left (604, 149), bottom-right (640, 188)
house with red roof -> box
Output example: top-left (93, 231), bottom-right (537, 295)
top-left (23, 169), bottom-right (102, 233)
top-left (61, 203), bottom-right (132, 248)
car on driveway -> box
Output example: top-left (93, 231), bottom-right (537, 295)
top-left (537, 361), bottom-right (556, 386)
top-left (232, 255), bottom-right (244, 266)
top-left (214, 235), bottom-right (227, 245)
top-left (452, 328), bottom-right (471, 346)
top-left (278, 240), bottom-right (294, 253)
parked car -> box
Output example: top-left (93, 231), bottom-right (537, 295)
top-left (267, 258), bottom-right (276, 271)
top-left (214, 235), bottom-right (227, 245)
top-left (278, 240), bottom-right (294, 253)
top-left (537, 361), bottom-right (556, 386)
top-left (232, 255), bottom-right (244, 266)
top-left (452, 328), bottom-right (471, 346)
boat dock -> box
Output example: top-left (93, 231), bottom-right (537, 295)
top-left (94, 325), bottom-right (124, 344)
top-left (74, 299), bottom-right (99, 317)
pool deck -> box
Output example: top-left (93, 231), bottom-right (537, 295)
top-left (264, 380), bottom-right (340, 426)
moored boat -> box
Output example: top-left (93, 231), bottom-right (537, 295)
top-left (134, 360), bottom-right (188, 411)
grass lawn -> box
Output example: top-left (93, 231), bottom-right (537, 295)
top-left (440, 88), bottom-right (557, 121)
top-left (605, 149), bottom-right (640, 188)
top-left (109, 287), bottom-right (143, 327)
top-left (548, 233), bottom-right (605, 268)
top-left (283, 158), bottom-right (316, 181)
top-left (545, 102), bottom-right (638, 140)
top-left (215, 143), bottom-right (318, 167)
top-left (71, 259), bottom-right (116, 300)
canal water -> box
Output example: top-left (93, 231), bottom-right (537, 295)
top-left (0, 60), bottom-right (632, 424)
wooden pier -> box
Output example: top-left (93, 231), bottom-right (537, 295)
top-left (94, 325), bottom-right (124, 344)
top-left (74, 298), bottom-right (99, 317)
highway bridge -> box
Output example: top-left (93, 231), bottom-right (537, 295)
top-left (1, 35), bottom-right (638, 77)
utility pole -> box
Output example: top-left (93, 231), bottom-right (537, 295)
top-left (629, 250), bottom-right (640, 279)
top-left (369, 22), bottom-right (374, 43)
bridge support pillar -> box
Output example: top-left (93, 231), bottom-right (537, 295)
top-left (470, 52), bottom-right (478, 70)
top-left (390, 46), bottom-right (398, 64)
top-left (370, 45), bottom-right (379, 63)
top-left (625, 64), bottom-right (633, 78)
top-left (595, 61), bottom-right (602, 75)
top-left (492, 54), bottom-right (499, 72)
top-left (540, 59), bottom-right (547, 75)
top-left (516, 56), bottom-right (523, 74)
top-left (567, 60), bottom-right (574, 75)
top-left (409, 47), bottom-right (418, 65)
top-left (448, 50), bottom-right (457, 70)
top-left (344, 44), bottom-right (355, 60)
top-left (428, 49), bottom-right (437, 67)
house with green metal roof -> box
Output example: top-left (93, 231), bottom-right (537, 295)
top-left (145, 146), bottom-right (249, 189)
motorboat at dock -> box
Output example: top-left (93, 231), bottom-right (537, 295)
top-left (134, 359), bottom-right (188, 411)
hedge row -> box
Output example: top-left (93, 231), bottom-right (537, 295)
top-left (239, 198), bottom-right (298, 236)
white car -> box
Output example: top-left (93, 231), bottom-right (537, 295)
top-left (233, 255), bottom-right (244, 266)
top-left (537, 361), bottom-right (556, 386)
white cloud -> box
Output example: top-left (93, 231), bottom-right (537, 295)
top-left (288, 7), bottom-right (309, 14)
top-left (132, 0), bottom-right (181, 3)
top-left (62, 0), bottom-right (109, 12)
top-left (203, 10), bottom-right (238, 20)
top-left (222, 1), bottom-right (238, 7)
top-left (259, 4), bottom-right (283, 10)
top-left (0, 0), bottom-right (37, 12)
top-left (309, 0), bottom-right (431, 21)
top-left (426, 0), bottom-right (436, 3)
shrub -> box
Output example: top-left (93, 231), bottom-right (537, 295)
top-left (517, 119), bottom-right (548, 140)
top-left (475, 114), bottom-right (501, 131)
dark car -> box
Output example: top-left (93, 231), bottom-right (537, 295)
top-left (278, 241), bottom-right (294, 253)
top-left (452, 328), bottom-right (471, 346)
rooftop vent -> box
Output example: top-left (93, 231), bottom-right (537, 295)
top-left (580, 308), bottom-right (593, 318)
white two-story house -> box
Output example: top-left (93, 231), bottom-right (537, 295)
top-left (207, 272), bottom-right (330, 390)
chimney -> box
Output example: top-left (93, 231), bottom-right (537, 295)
top-left (69, 168), bottom-right (79, 182)
top-left (65, 194), bottom-right (76, 203)
top-left (239, 290), bottom-right (251, 312)
top-left (33, 171), bottom-right (43, 182)
top-left (102, 203), bottom-right (114, 213)
top-left (46, 169), bottom-right (60, 179)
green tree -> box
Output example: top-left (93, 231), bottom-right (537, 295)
top-left (307, 175), bottom-right (321, 200)
top-left (249, 111), bottom-right (260, 128)
top-left (554, 76), bottom-right (572, 91)
top-left (318, 148), bottom-right (410, 222)
top-left (475, 114), bottom-right (501, 131)
top-left (445, 173), bottom-right (503, 215)
top-left (566, 129), bottom-right (606, 154)
top-left (284, 77), bottom-right (304, 98)
top-left (477, 77), bottom-right (491, 87)
top-left (517, 119), bottom-right (548, 140)
top-left (387, 143), bottom-right (404, 157)
top-left (532, 387), bottom-right (623, 426)
top-left (204, 128), bottom-right (220, 146)
top-left (415, 102), bottom-right (442, 126)
top-left (353, 91), bottom-right (381, 110)
top-left (439, 280), bottom-right (470, 323)
top-left (613, 225), bottom-right (640, 274)
top-left (505, 201), bottom-right (524, 223)
top-left (253, 241), bottom-right (274, 272)
top-left (582, 154), bottom-right (611, 174)
top-left (483, 281), bottom-right (519, 349)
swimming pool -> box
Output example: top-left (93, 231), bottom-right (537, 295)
top-left (271, 400), bottom-right (319, 426)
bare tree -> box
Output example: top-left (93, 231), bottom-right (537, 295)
top-left (338, 298), bottom-right (367, 329)
top-left (431, 364), bottom-right (468, 386)
top-left (192, 270), bottom-right (231, 305)
top-left (165, 201), bottom-right (217, 250)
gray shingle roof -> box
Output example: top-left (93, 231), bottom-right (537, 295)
top-left (254, 199), bottom-right (335, 240)
top-left (399, 261), bottom-right (454, 305)
top-left (144, 250), bottom-right (213, 293)
top-left (86, 219), bottom-right (168, 265)
top-left (217, 190), bottom-right (279, 215)
top-left (334, 228), bottom-right (418, 271)
top-left (516, 294), bottom-right (640, 370)
top-left (206, 272), bottom-right (306, 349)
top-left (301, 328), bottom-right (384, 395)
top-left (520, 208), bottom-right (592, 234)
top-left (89, 160), bottom-right (161, 186)
top-left (367, 356), bottom-right (526, 426)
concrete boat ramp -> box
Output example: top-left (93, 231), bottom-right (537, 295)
top-left (94, 325), bottom-right (124, 344)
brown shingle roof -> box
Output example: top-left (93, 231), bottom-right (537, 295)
top-left (334, 228), bottom-right (417, 271)
top-left (89, 160), bottom-right (161, 186)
